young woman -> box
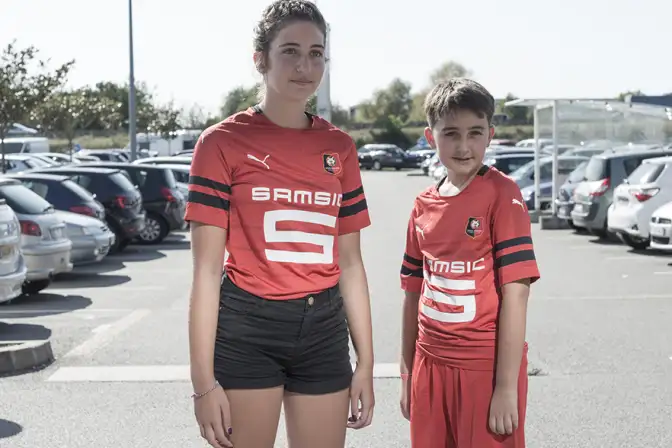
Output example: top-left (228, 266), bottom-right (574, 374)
top-left (185, 1), bottom-right (375, 447)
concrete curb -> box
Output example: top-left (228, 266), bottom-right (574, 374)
top-left (0, 339), bottom-right (54, 375)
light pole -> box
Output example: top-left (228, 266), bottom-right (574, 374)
top-left (128, 0), bottom-right (138, 161)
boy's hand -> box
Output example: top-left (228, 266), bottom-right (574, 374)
top-left (399, 375), bottom-right (412, 421)
top-left (488, 387), bottom-right (518, 435)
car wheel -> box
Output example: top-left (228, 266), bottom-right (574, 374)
top-left (22, 279), bottom-right (51, 296)
top-left (137, 213), bottom-right (168, 245)
top-left (621, 233), bottom-right (650, 250)
top-left (373, 161), bottom-right (382, 170)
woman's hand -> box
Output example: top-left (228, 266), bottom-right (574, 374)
top-left (194, 385), bottom-right (234, 447)
top-left (347, 364), bottom-right (375, 429)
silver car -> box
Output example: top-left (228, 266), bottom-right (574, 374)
top-left (0, 178), bottom-right (73, 295)
top-left (0, 199), bottom-right (28, 303)
top-left (54, 210), bottom-right (115, 266)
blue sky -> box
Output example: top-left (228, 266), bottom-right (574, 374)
top-left (2, 0), bottom-right (671, 115)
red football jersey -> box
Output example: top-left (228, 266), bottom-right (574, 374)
top-left (400, 165), bottom-right (540, 370)
top-left (185, 107), bottom-right (371, 300)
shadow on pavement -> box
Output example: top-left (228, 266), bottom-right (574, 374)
top-left (0, 419), bottom-right (22, 439)
top-left (0, 322), bottom-right (51, 342)
top-left (147, 239), bottom-right (191, 251)
top-left (0, 294), bottom-right (92, 318)
top-left (109, 248), bottom-right (166, 262)
top-left (627, 248), bottom-right (672, 258)
top-left (587, 236), bottom-right (622, 245)
top-left (71, 258), bottom-right (126, 275)
top-left (51, 273), bottom-right (131, 289)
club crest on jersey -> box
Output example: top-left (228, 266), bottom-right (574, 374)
top-left (322, 153), bottom-right (342, 176)
top-left (465, 217), bottom-right (484, 238)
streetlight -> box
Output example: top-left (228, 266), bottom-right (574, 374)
top-left (128, 0), bottom-right (137, 161)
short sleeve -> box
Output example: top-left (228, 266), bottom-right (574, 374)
top-left (400, 202), bottom-right (424, 293)
top-left (491, 181), bottom-right (541, 286)
top-left (183, 129), bottom-right (232, 229)
top-left (337, 140), bottom-right (371, 235)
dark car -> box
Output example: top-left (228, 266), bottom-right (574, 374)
top-left (358, 144), bottom-right (409, 170)
top-left (8, 173), bottom-right (106, 220)
top-left (483, 153), bottom-right (535, 175)
top-left (29, 167), bottom-right (145, 252)
top-left (78, 162), bottom-right (186, 244)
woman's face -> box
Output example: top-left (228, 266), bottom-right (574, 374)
top-left (259, 21), bottom-right (326, 103)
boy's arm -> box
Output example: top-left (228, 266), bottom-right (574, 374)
top-left (491, 182), bottom-right (541, 390)
top-left (399, 203), bottom-right (424, 375)
top-left (496, 280), bottom-right (530, 390)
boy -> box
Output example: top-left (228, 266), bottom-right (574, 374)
top-left (398, 78), bottom-right (540, 448)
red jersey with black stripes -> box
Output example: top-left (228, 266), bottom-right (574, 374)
top-left (400, 165), bottom-right (540, 370)
top-left (184, 107), bottom-right (370, 300)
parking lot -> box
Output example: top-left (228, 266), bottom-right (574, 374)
top-left (1, 169), bottom-right (671, 448)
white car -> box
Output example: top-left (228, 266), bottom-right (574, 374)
top-left (649, 201), bottom-right (672, 251)
top-left (0, 199), bottom-right (28, 303)
top-left (607, 156), bottom-right (672, 249)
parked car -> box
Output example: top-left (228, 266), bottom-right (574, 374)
top-left (0, 199), bottom-right (28, 303)
top-left (649, 201), bottom-right (672, 251)
top-left (39, 152), bottom-right (82, 165)
top-left (78, 162), bottom-right (186, 244)
top-left (132, 156), bottom-right (192, 166)
top-left (357, 144), bottom-right (409, 170)
top-left (520, 181), bottom-right (552, 211)
top-left (75, 149), bottom-right (129, 162)
top-left (570, 148), bottom-right (672, 237)
top-left (2, 153), bottom-right (54, 173)
top-left (606, 156), bottom-right (672, 249)
top-left (508, 155), bottom-right (589, 190)
top-left (483, 153), bottom-right (535, 175)
top-left (0, 178), bottom-right (73, 294)
top-left (30, 167), bottom-right (145, 252)
top-left (555, 160), bottom-right (589, 228)
top-left (54, 210), bottom-right (115, 266)
top-left (9, 173), bottom-right (106, 220)
top-left (154, 163), bottom-right (190, 198)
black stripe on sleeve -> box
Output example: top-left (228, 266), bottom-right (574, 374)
top-left (404, 253), bottom-right (423, 267)
top-left (342, 185), bottom-right (364, 201)
top-left (493, 236), bottom-right (533, 253)
top-left (339, 198), bottom-right (368, 218)
top-left (400, 265), bottom-right (423, 278)
top-left (188, 191), bottom-right (230, 211)
top-left (189, 175), bottom-right (231, 194)
top-left (494, 249), bottom-right (536, 269)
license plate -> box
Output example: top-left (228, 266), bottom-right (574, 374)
top-left (0, 245), bottom-right (13, 259)
top-left (651, 227), bottom-right (666, 237)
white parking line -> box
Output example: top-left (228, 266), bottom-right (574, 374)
top-left (62, 309), bottom-right (151, 358)
top-left (46, 363), bottom-right (403, 382)
top-left (654, 271), bottom-right (672, 276)
top-left (604, 256), bottom-right (657, 261)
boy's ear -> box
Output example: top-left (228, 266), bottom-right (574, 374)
top-left (488, 125), bottom-right (495, 145)
top-left (424, 127), bottom-right (436, 149)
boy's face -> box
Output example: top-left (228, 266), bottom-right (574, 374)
top-left (424, 109), bottom-right (494, 178)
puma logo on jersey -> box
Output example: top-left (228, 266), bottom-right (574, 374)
top-left (512, 198), bottom-right (525, 210)
top-left (415, 225), bottom-right (425, 239)
top-left (247, 154), bottom-right (270, 170)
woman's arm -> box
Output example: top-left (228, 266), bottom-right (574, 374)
top-left (189, 222), bottom-right (228, 393)
top-left (338, 232), bottom-right (374, 370)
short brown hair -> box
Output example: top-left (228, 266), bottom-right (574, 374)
top-left (423, 78), bottom-right (495, 129)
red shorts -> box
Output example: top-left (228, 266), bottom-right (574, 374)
top-left (410, 351), bottom-right (528, 448)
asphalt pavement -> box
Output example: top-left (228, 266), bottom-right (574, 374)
top-left (1, 169), bottom-right (672, 448)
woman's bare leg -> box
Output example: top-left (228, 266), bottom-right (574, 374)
top-left (226, 387), bottom-right (285, 448)
top-left (283, 388), bottom-right (351, 448)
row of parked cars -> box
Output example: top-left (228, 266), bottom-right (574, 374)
top-left (422, 140), bottom-right (672, 252)
top-left (0, 149), bottom-right (194, 303)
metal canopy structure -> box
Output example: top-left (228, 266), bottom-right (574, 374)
top-left (504, 98), bottom-right (672, 215)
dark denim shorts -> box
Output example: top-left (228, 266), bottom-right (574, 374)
top-left (214, 275), bottom-right (353, 395)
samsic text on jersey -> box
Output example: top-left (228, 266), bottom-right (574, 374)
top-left (400, 165), bottom-right (541, 370)
top-left (184, 108), bottom-right (371, 300)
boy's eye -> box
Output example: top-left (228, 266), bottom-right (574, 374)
top-left (283, 48), bottom-right (298, 55)
top-left (310, 50), bottom-right (324, 58)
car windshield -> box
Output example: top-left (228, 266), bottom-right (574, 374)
top-left (508, 160), bottom-right (533, 179)
top-left (0, 183), bottom-right (53, 214)
top-left (627, 162), bottom-right (666, 185)
top-left (567, 161), bottom-right (588, 183)
top-left (62, 179), bottom-right (96, 200)
top-left (583, 157), bottom-right (608, 181)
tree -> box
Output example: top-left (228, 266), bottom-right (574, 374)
top-left (92, 81), bottom-right (156, 130)
top-left (31, 88), bottom-right (121, 159)
top-left (0, 41), bottom-right (73, 172)
top-left (149, 102), bottom-right (183, 153)
top-left (360, 78), bottom-right (413, 124)
top-left (429, 61), bottom-right (471, 84)
top-left (221, 85), bottom-right (259, 118)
